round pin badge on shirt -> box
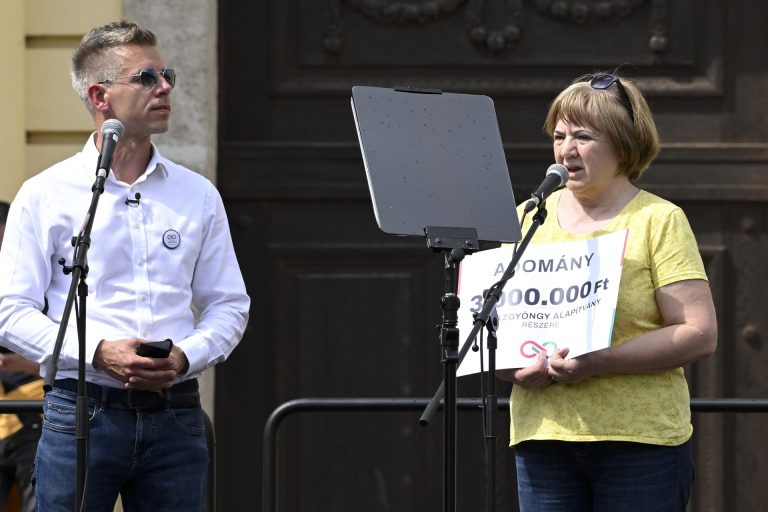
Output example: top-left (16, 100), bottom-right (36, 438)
top-left (162, 229), bottom-right (181, 249)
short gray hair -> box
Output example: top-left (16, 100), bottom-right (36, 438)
top-left (71, 20), bottom-right (157, 111)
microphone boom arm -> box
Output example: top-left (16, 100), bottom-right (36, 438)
top-left (419, 206), bottom-right (549, 426)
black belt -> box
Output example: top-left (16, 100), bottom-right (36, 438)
top-left (53, 378), bottom-right (200, 410)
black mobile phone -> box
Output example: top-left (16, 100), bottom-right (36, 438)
top-left (137, 339), bottom-right (173, 358)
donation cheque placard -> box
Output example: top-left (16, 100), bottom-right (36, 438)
top-left (456, 229), bottom-right (629, 376)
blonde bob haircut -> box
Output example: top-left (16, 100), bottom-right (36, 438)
top-left (544, 74), bottom-right (660, 181)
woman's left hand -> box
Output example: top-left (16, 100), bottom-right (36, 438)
top-left (497, 354), bottom-right (555, 389)
top-left (547, 348), bottom-right (595, 384)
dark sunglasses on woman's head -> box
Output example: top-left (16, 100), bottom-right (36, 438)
top-left (573, 73), bottom-right (634, 124)
top-left (99, 68), bottom-right (176, 89)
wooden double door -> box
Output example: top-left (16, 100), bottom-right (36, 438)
top-left (215, 1), bottom-right (768, 510)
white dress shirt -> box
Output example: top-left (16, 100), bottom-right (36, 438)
top-left (0, 134), bottom-right (250, 387)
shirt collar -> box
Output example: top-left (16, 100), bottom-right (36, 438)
top-left (81, 132), bottom-right (170, 183)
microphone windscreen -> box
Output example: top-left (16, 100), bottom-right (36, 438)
top-left (101, 119), bottom-right (125, 139)
top-left (547, 163), bottom-right (569, 186)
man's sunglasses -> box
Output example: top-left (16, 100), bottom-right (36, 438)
top-left (99, 68), bottom-right (176, 89)
top-left (573, 73), bottom-right (634, 124)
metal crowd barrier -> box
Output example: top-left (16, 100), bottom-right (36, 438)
top-left (0, 400), bottom-right (216, 512)
top-left (263, 397), bottom-right (768, 512)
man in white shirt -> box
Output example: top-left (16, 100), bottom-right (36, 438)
top-left (0, 20), bottom-right (250, 511)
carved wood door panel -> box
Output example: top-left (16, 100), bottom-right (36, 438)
top-left (216, 1), bottom-right (768, 509)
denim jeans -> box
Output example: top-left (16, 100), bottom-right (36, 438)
top-left (514, 439), bottom-right (693, 512)
top-left (34, 385), bottom-right (208, 512)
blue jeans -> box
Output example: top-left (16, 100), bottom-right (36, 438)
top-left (34, 383), bottom-right (208, 512)
top-left (514, 440), bottom-right (693, 512)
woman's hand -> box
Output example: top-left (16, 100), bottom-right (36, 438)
top-left (497, 354), bottom-right (556, 389)
top-left (547, 348), bottom-right (597, 384)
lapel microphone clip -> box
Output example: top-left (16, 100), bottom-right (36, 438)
top-left (125, 193), bottom-right (141, 206)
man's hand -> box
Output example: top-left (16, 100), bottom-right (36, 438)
top-left (93, 338), bottom-right (189, 392)
top-left (0, 353), bottom-right (40, 375)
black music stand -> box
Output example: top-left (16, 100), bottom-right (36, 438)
top-left (351, 85), bottom-right (521, 512)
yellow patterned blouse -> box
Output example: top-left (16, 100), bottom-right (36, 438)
top-left (510, 189), bottom-right (707, 447)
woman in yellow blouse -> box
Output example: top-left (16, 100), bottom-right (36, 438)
top-left (498, 73), bottom-right (717, 512)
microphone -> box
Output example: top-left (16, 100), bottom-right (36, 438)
top-left (523, 164), bottom-right (569, 213)
top-left (96, 119), bottom-right (125, 180)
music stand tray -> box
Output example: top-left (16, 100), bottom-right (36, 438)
top-left (351, 86), bottom-right (521, 247)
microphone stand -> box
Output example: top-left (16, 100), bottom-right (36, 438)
top-left (481, 306), bottom-right (499, 512)
top-left (44, 167), bottom-right (109, 511)
top-left (419, 206), bottom-right (549, 512)
top-left (440, 247), bottom-right (463, 512)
